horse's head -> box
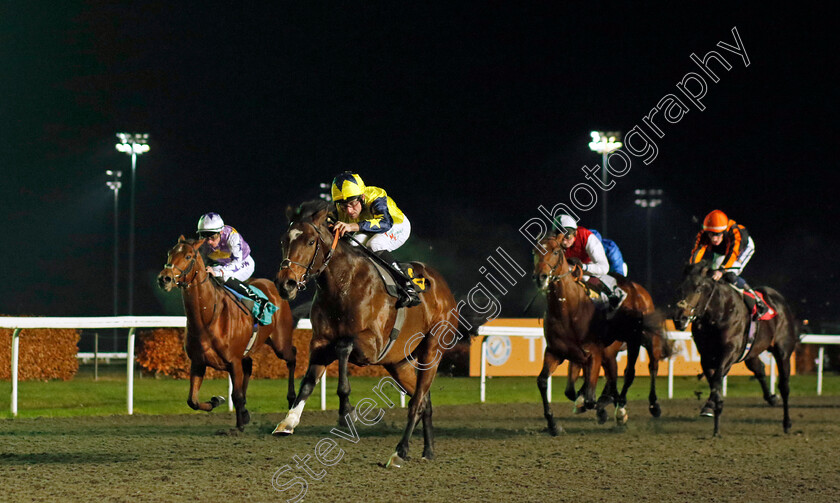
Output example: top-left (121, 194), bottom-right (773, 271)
top-left (157, 235), bottom-right (206, 292)
top-left (275, 200), bottom-right (334, 300)
top-left (673, 261), bottom-right (714, 330)
top-left (532, 233), bottom-right (570, 291)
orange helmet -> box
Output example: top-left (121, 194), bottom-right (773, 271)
top-left (702, 210), bottom-right (729, 233)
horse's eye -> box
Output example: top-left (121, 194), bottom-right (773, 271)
top-left (186, 254), bottom-right (192, 260)
top-left (308, 239), bottom-right (315, 246)
top-left (553, 250), bottom-right (560, 256)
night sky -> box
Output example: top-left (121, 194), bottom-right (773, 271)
top-left (2, 3), bottom-right (838, 326)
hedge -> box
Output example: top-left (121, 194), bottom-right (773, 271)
top-left (136, 328), bottom-right (389, 379)
top-left (0, 327), bottom-right (80, 381)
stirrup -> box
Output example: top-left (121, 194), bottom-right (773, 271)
top-left (397, 285), bottom-right (421, 308)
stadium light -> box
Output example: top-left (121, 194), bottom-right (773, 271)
top-left (588, 131), bottom-right (622, 236)
top-left (634, 189), bottom-right (663, 294)
top-left (106, 170), bottom-right (122, 352)
top-left (115, 133), bottom-right (149, 317)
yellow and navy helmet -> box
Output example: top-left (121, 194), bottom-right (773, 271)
top-left (331, 172), bottom-right (366, 202)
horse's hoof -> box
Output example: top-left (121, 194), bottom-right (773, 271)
top-left (766, 394), bottom-right (779, 407)
top-left (572, 406), bottom-right (586, 415)
top-left (241, 410), bottom-right (251, 426)
top-left (596, 408), bottom-right (608, 424)
top-left (547, 426), bottom-right (564, 436)
top-left (384, 452), bottom-right (405, 469)
top-left (272, 422), bottom-right (294, 436)
top-left (649, 403), bottom-right (662, 418)
top-left (615, 407), bottom-right (629, 425)
top-left (210, 396), bottom-right (226, 409)
top-left (422, 451), bottom-right (435, 461)
top-left (699, 406), bottom-right (714, 418)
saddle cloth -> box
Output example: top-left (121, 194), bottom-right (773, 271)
top-left (370, 260), bottom-right (428, 299)
top-left (745, 290), bottom-right (777, 321)
top-left (224, 284), bottom-right (278, 326)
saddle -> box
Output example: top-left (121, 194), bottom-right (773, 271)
top-left (736, 290), bottom-right (777, 363)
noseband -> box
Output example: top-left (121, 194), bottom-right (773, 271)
top-left (676, 278), bottom-right (717, 325)
top-left (279, 223), bottom-right (339, 291)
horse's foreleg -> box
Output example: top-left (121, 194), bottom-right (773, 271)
top-left (266, 336), bottom-right (298, 409)
top-left (285, 347), bottom-right (297, 410)
top-left (597, 347), bottom-right (620, 425)
top-left (565, 363), bottom-right (580, 402)
top-left (273, 361), bottom-right (327, 436)
top-left (709, 367), bottom-right (726, 437)
top-left (537, 350), bottom-right (563, 436)
top-left (336, 338), bottom-right (355, 427)
top-left (744, 356), bottom-right (777, 406)
top-left (228, 359), bottom-right (250, 431)
top-left (584, 350), bottom-right (600, 411)
top-left (647, 345), bottom-right (662, 418)
top-left (187, 362), bottom-right (223, 411)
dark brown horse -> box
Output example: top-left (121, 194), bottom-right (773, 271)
top-left (271, 201), bottom-right (459, 468)
top-left (674, 262), bottom-right (797, 435)
top-left (533, 233), bottom-right (670, 432)
top-left (157, 236), bottom-right (297, 431)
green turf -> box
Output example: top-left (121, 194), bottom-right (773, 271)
top-left (1, 364), bottom-right (838, 419)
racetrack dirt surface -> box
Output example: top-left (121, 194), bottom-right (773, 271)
top-left (2, 396), bottom-right (839, 502)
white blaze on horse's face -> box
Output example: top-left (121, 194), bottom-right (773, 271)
top-left (288, 228), bottom-right (303, 242)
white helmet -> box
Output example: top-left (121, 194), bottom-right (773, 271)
top-left (553, 214), bottom-right (578, 235)
top-left (197, 212), bottom-right (224, 235)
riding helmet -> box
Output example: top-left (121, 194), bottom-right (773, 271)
top-left (702, 210), bottom-right (729, 233)
top-left (331, 172), bottom-right (366, 202)
top-left (197, 212), bottom-right (225, 235)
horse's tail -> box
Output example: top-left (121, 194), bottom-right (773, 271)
top-left (456, 293), bottom-right (494, 339)
top-left (290, 300), bottom-right (312, 330)
top-left (643, 308), bottom-right (675, 359)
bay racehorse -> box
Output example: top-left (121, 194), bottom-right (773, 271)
top-left (272, 201), bottom-right (459, 468)
top-left (533, 233), bottom-right (670, 433)
top-left (157, 236), bottom-right (297, 432)
top-left (674, 261), bottom-right (797, 436)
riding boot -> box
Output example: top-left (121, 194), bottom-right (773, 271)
top-left (745, 287), bottom-right (769, 319)
top-left (375, 250), bottom-right (421, 308)
top-left (225, 278), bottom-right (265, 318)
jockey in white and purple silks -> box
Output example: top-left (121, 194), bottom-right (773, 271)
top-left (197, 212), bottom-right (264, 315)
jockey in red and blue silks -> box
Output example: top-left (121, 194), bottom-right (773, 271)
top-left (197, 212), bottom-right (266, 316)
top-left (690, 209), bottom-right (768, 319)
top-left (553, 214), bottom-right (627, 312)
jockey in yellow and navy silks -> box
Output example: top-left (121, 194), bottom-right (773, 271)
top-left (329, 172), bottom-right (420, 308)
top-left (690, 209), bottom-right (768, 319)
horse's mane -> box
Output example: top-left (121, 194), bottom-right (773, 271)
top-left (289, 199), bottom-right (332, 224)
top-left (684, 260), bottom-right (711, 278)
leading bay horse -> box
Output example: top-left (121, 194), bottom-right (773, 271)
top-left (272, 201), bottom-right (459, 468)
top-left (674, 261), bottom-right (797, 436)
top-left (157, 236), bottom-right (297, 432)
top-left (533, 233), bottom-right (670, 433)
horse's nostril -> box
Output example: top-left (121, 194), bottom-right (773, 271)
top-left (283, 279), bottom-right (296, 291)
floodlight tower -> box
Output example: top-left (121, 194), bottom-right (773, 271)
top-left (588, 131), bottom-right (622, 235)
top-left (115, 133), bottom-right (149, 316)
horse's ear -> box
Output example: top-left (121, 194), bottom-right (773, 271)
top-left (312, 207), bottom-right (329, 226)
top-left (178, 234), bottom-right (186, 243)
top-left (285, 204), bottom-right (299, 223)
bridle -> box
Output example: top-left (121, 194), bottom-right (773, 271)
top-left (676, 276), bottom-right (718, 326)
top-left (279, 222), bottom-right (340, 291)
top-left (535, 239), bottom-right (577, 290)
top-left (164, 241), bottom-right (204, 288)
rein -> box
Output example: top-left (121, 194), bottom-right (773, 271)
top-left (279, 223), bottom-right (340, 290)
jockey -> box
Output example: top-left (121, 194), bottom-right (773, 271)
top-left (553, 214), bottom-right (627, 312)
top-left (196, 212), bottom-right (266, 317)
top-left (690, 209), bottom-right (768, 319)
top-left (329, 172), bottom-right (421, 308)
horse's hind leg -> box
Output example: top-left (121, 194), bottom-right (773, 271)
top-left (336, 338), bottom-right (355, 427)
top-left (744, 356), bottom-right (778, 406)
top-left (647, 345), bottom-right (662, 418)
top-left (772, 346), bottom-right (792, 433)
top-left (420, 393), bottom-right (435, 460)
top-left (596, 348), bottom-right (619, 425)
top-left (537, 350), bottom-right (563, 436)
top-left (618, 343), bottom-right (639, 411)
top-left (187, 362), bottom-right (225, 412)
